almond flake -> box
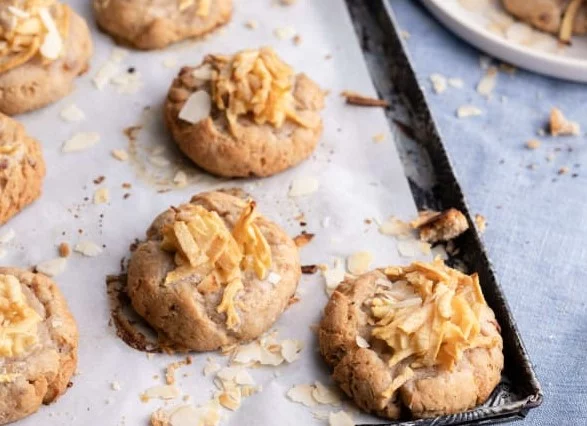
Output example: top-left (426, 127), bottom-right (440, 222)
top-left (288, 177), bottom-right (319, 197)
top-left (245, 19), bottom-right (258, 29)
top-left (525, 139), bottom-right (541, 150)
top-left (111, 381), bottom-right (121, 391)
top-left (448, 78), bottom-right (464, 88)
top-left (163, 56), bottom-right (178, 68)
top-left (74, 240), bottom-right (103, 257)
top-left (218, 388), bottom-right (241, 410)
top-left (0, 228), bottom-right (15, 244)
top-left (173, 170), bottom-right (188, 187)
top-left (329, 410), bottom-right (354, 426)
top-left (267, 271), bottom-right (282, 285)
top-left (476, 66), bottom-right (498, 97)
top-left (372, 133), bottom-right (385, 143)
top-left (429, 73), bottom-right (447, 94)
top-left (456, 105), bottom-right (483, 118)
top-left (111, 149), bottom-right (129, 161)
top-left (379, 216), bottom-right (412, 237)
top-left (355, 335), bottom-right (370, 348)
top-left (141, 384), bottom-right (180, 401)
top-left (39, 9), bottom-right (62, 60)
top-left (397, 240), bottom-right (419, 258)
top-left (346, 251), bottom-right (373, 275)
top-left (60, 104), bottom-right (85, 122)
top-left (280, 339), bottom-right (302, 363)
top-left (287, 384), bottom-right (317, 407)
top-left (94, 188), bottom-right (110, 204)
top-left (36, 257), bottom-right (67, 277)
top-left (475, 214), bottom-right (487, 233)
top-left (312, 381), bottom-right (341, 406)
top-left (192, 64), bottom-right (213, 80)
top-left (203, 358), bottom-right (221, 376)
top-left (62, 132), bottom-right (100, 153)
top-left (179, 90), bottom-right (211, 124)
top-left (233, 342), bottom-right (263, 364)
top-left (274, 26), bottom-right (296, 40)
top-left (167, 402), bottom-right (221, 426)
top-left (149, 155), bottom-right (171, 167)
top-left (322, 259), bottom-right (346, 295)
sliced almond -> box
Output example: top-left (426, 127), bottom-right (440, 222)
top-left (178, 90), bottom-right (211, 124)
top-left (36, 257), bottom-right (67, 277)
top-left (288, 177), bottom-right (319, 197)
top-left (74, 240), bottom-right (103, 257)
top-left (346, 251), bottom-right (373, 275)
top-left (287, 384), bottom-right (317, 407)
top-left (62, 132), bottom-right (100, 153)
top-left (60, 104), bottom-right (85, 122)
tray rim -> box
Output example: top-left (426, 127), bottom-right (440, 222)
top-left (343, 0), bottom-right (544, 424)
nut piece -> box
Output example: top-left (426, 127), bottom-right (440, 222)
top-left (550, 107), bottom-right (580, 136)
top-left (414, 208), bottom-right (469, 243)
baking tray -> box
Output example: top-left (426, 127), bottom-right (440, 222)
top-left (344, 0), bottom-right (543, 424)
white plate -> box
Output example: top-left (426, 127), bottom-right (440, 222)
top-left (421, 0), bottom-right (587, 82)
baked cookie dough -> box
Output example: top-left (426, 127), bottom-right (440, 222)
top-left (319, 260), bottom-right (503, 419)
top-left (0, 1), bottom-right (92, 115)
top-left (0, 268), bottom-right (78, 425)
top-left (93, 0), bottom-right (232, 50)
top-left (502, 0), bottom-right (587, 42)
top-left (165, 47), bottom-right (325, 178)
top-left (0, 113), bottom-right (45, 225)
top-left (127, 191), bottom-right (301, 351)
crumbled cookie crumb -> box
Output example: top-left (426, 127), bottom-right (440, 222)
top-left (301, 265), bottom-right (318, 274)
top-left (165, 357), bottom-right (192, 385)
top-left (414, 208), bottom-right (469, 243)
top-left (475, 214), bottom-right (487, 234)
top-left (550, 107), bottom-right (580, 136)
top-left (293, 233), bottom-right (314, 248)
top-left (525, 139), bottom-right (541, 150)
top-left (59, 242), bottom-right (71, 258)
top-left (558, 166), bottom-right (570, 175)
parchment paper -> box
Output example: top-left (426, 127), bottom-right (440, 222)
top-left (3, 0), bottom-right (429, 424)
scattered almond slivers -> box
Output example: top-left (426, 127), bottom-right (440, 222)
top-left (209, 47), bottom-right (318, 135)
top-left (0, 1), bottom-right (69, 73)
top-left (161, 201), bottom-right (272, 331)
top-left (232, 333), bottom-right (303, 366)
top-left (287, 381), bottom-right (341, 407)
top-left (371, 259), bottom-right (499, 394)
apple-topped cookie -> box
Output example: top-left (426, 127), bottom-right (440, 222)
top-left (165, 48), bottom-right (325, 177)
top-left (127, 191), bottom-right (301, 351)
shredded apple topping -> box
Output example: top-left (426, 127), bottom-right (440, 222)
top-left (210, 47), bottom-right (318, 135)
top-left (370, 260), bottom-right (499, 396)
top-left (0, 0), bottom-right (69, 73)
top-left (161, 201), bottom-right (272, 330)
top-left (0, 274), bottom-right (42, 357)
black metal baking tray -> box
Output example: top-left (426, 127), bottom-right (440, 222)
top-left (343, 0), bottom-right (543, 424)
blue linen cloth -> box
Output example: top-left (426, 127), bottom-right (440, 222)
top-left (390, 1), bottom-right (587, 424)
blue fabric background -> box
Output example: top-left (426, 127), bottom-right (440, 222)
top-left (389, 1), bottom-right (587, 424)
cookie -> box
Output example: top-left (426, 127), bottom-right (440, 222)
top-left (502, 0), bottom-right (587, 38)
top-left (164, 47), bottom-right (325, 178)
top-left (93, 0), bottom-right (232, 50)
top-left (0, 113), bottom-right (45, 225)
top-left (0, 1), bottom-right (92, 116)
top-left (0, 268), bottom-right (78, 425)
top-left (319, 260), bottom-right (503, 419)
top-left (127, 191), bottom-right (301, 351)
